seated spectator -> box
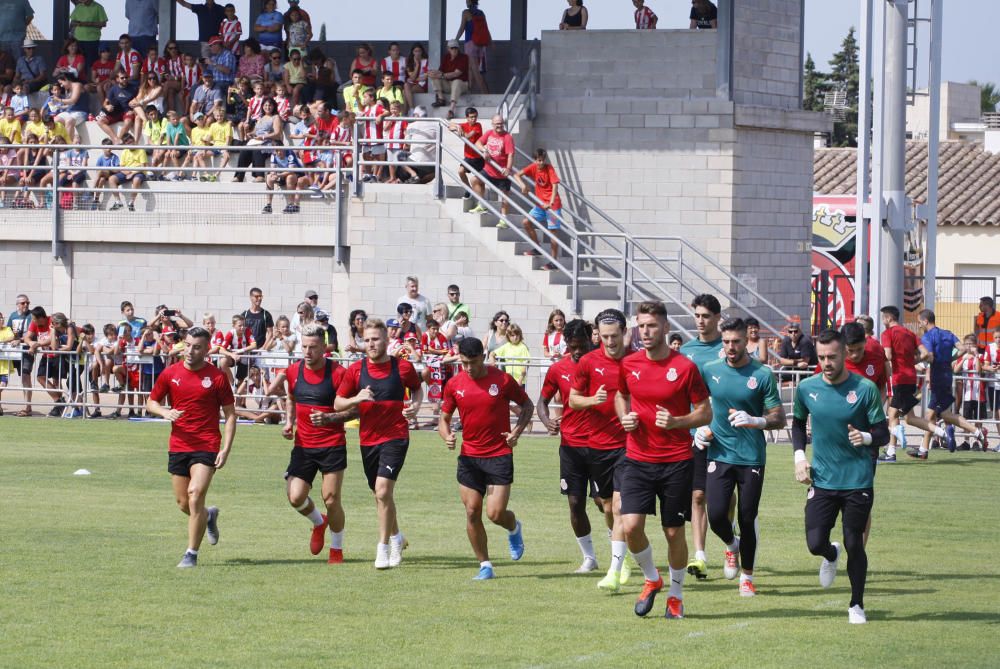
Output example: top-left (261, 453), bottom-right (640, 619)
top-left (342, 69), bottom-right (370, 114)
top-left (263, 50), bottom-right (284, 85)
top-left (8, 81), bottom-right (28, 121)
top-left (96, 72), bottom-right (138, 143)
top-left (0, 45), bottom-right (14, 91)
top-left (253, 0), bottom-right (285, 53)
top-left (42, 83), bottom-right (68, 121)
top-left (113, 33), bottom-right (142, 83)
top-left (23, 108), bottom-right (47, 143)
top-left (189, 110), bottom-right (214, 180)
top-left (89, 45), bottom-right (116, 101)
top-left (350, 43), bottom-right (378, 87)
top-left (318, 110), bottom-right (353, 194)
top-left (489, 323), bottom-right (530, 387)
top-left (208, 105), bottom-right (233, 181)
top-left (302, 47), bottom-right (340, 106)
top-left (690, 0), bottom-right (718, 29)
top-left (54, 72), bottom-right (90, 144)
top-left (236, 38), bottom-right (266, 82)
top-left (54, 37), bottom-right (87, 79)
top-left (401, 106), bottom-right (435, 184)
top-left (282, 48), bottom-right (307, 107)
top-left (140, 44), bottom-right (167, 87)
top-left (285, 6), bottom-right (311, 57)
top-left (559, 0), bottom-right (588, 30)
top-left (40, 140), bottom-right (88, 207)
top-left (238, 78), bottom-right (266, 141)
top-left (219, 3), bottom-right (243, 54)
top-left (189, 71), bottom-right (222, 119)
top-left (139, 105), bottom-right (168, 174)
top-left (262, 146), bottom-right (309, 214)
top-left (178, 51), bottom-right (203, 113)
top-left (377, 72), bottom-right (405, 111)
top-left (14, 134), bottom-right (46, 208)
top-left (163, 109), bottom-right (191, 179)
top-left (205, 35), bottom-right (236, 91)
top-left (235, 96), bottom-right (282, 182)
top-left (108, 132), bottom-right (148, 212)
top-left (15, 39), bottom-right (47, 94)
top-left (428, 40), bottom-right (469, 120)
top-left (91, 138), bottom-right (120, 207)
top-left (381, 42), bottom-right (406, 84)
top-left (129, 72), bottom-right (165, 138)
top-left (272, 82), bottom-right (291, 120)
top-left (385, 101), bottom-right (419, 184)
top-left (403, 43), bottom-right (428, 111)
top-left (161, 41), bottom-right (185, 112)
top-left (358, 89), bottom-right (388, 182)
top-left (0, 105), bottom-right (20, 143)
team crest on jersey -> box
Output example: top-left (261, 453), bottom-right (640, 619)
top-left (865, 364), bottom-right (875, 376)
top-left (707, 461), bottom-right (717, 473)
top-left (666, 368), bottom-right (678, 382)
top-left (488, 383), bottom-right (500, 396)
top-left (718, 349), bottom-right (725, 358)
top-left (201, 377), bottom-right (212, 388)
top-left (846, 390), bottom-right (858, 404)
top-left (747, 376), bottom-right (758, 390)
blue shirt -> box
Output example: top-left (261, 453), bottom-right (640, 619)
top-left (921, 326), bottom-right (958, 384)
top-left (271, 150), bottom-right (302, 170)
top-left (208, 49), bottom-right (236, 86)
top-left (125, 0), bottom-right (158, 37)
top-left (96, 153), bottom-right (120, 168)
top-left (0, 0), bottom-right (34, 43)
top-left (105, 82), bottom-right (137, 113)
top-left (255, 11), bottom-right (284, 48)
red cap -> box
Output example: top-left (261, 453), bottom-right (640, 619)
top-left (208, 35), bottom-right (224, 46)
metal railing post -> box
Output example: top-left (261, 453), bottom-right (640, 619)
top-left (571, 233), bottom-right (580, 315)
top-left (619, 240), bottom-right (630, 313)
top-left (435, 122), bottom-right (444, 200)
top-left (352, 120), bottom-right (362, 197)
top-left (51, 148), bottom-right (62, 259)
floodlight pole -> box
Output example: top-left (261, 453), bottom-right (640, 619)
top-left (880, 0), bottom-right (909, 314)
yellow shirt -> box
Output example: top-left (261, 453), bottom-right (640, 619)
top-left (377, 85), bottom-right (405, 108)
top-left (46, 122), bottom-right (70, 144)
top-left (191, 126), bottom-right (212, 147)
top-left (209, 121), bottom-right (232, 147)
top-left (492, 341), bottom-right (531, 384)
top-left (144, 118), bottom-right (168, 145)
top-left (342, 84), bottom-right (371, 112)
top-left (0, 325), bottom-right (12, 375)
top-left (120, 148), bottom-right (148, 169)
top-left (0, 118), bottom-right (22, 142)
top-left (24, 120), bottom-right (46, 141)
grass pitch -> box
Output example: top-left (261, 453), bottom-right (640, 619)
top-left (1, 418), bottom-right (999, 668)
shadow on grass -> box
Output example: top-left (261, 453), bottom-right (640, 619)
top-left (870, 610), bottom-right (1000, 623)
top-left (219, 557), bottom-right (348, 566)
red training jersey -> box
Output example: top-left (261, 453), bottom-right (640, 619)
top-left (337, 357), bottom-right (421, 446)
top-left (460, 121), bottom-right (482, 159)
top-left (541, 355), bottom-right (588, 447)
top-left (814, 350), bottom-right (887, 392)
top-left (223, 329), bottom-right (255, 350)
top-left (92, 59), bottom-right (114, 83)
top-left (480, 129), bottom-right (514, 179)
top-left (149, 361), bottom-right (234, 453)
top-left (442, 366), bottom-right (530, 458)
top-left (880, 324), bottom-right (918, 386)
top-left (287, 360), bottom-right (348, 448)
top-left (521, 162), bottom-right (562, 210)
top-left (635, 6), bottom-right (658, 29)
top-left (618, 350), bottom-right (709, 463)
top-left (572, 346), bottom-right (627, 450)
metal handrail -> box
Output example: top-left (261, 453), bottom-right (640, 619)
top-left (496, 47), bottom-right (538, 128)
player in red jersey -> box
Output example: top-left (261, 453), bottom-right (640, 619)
top-left (147, 327), bottom-right (236, 569)
top-left (335, 318), bottom-right (422, 569)
top-left (537, 319), bottom-right (601, 573)
top-left (438, 338), bottom-right (534, 580)
top-left (879, 305), bottom-right (942, 461)
top-left (614, 301), bottom-right (711, 619)
top-left (568, 308), bottom-right (632, 591)
top-left (273, 324), bottom-right (357, 564)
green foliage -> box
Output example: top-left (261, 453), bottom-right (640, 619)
top-left (969, 80), bottom-right (1000, 114)
top-left (829, 27), bottom-right (859, 147)
top-left (318, 22), bottom-right (327, 42)
top-left (803, 52), bottom-right (828, 113)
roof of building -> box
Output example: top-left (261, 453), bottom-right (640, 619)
top-left (814, 141), bottom-right (1000, 226)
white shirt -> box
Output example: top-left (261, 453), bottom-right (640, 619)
top-left (397, 293), bottom-right (432, 328)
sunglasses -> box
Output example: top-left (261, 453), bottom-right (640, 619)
top-left (496, 318), bottom-right (509, 323)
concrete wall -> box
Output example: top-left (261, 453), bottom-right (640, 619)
top-left (731, 0), bottom-right (803, 109)
top-left (908, 82), bottom-right (982, 141)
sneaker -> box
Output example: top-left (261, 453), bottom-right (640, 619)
top-left (327, 548), bottom-right (344, 564)
top-left (468, 204), bottom-right (487, 214)
top-left (723, 548), bottom-right (740, 580)
top-left (976, 428), bottom-right (989, 451)
top-left (877, 451), bottom-right (896, 463)
top-left (48, 406), bottom-right (62, 417)
top-left (262, 204), bottom-right (272, 214)
top-left (507, 520), bottom-right (524, 561)
top-left (99, 383), bottom-right (110, 394)
top-left (686, 557), bottom-right (708, 580)
top-left (473, 565), bottom-right (495, 580)
top-left (906, 447), bottom-right (928, 460)
top-left (620, 553), bottom-right (634, 585)
top-left (575, 556), bottom-right (599, 574)
top-left (374, 543), bottom-right (391, 569)
top-left (389, 539), bottom-right (403, 567)
top-left (665, 596), bottom-right (684, 619)
top-left (87, 410), bottom-right (103, 419)
top-left (892, 423), bottom-right (907, 449)
top-left (819, 542), bottom-right (841, 588)
top-left (634, 577), bottom-right (663, 617)
top-left (282, 204), bottom-right (295, 214)
top-left (127, 203), bottom-right (135, 212)
top-left (495, 220), bottom-right (509, 229)
top-left (597, 568), bottom-right (620, 592)
top-left (739, 579), bottom-right (757, 597)
top-left (945, 425), bottom-right (957, 452)
top-left (206, 506), bottom-right (220, 545)
top-left (310, 514), bottom-right (328, 555)
top-left (109, 202), bottom-right (123, 211)
top-left (177, 551), bottom-right (198, 568)
top-left (848, 604), bottom-right (867, 624)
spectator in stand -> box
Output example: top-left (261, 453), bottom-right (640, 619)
top-left (93, 322), bottom-right (118, 396)
top-left (377, 72), bottom-right (405, 111)
top-left (91, 137), bottom-right (119, 206)
top-left (205, 35), bottom-right (236, 91)
top-left (113, 34), bottom-right (142, 83)
top-left (0, 106), bottom-right (20, 143)
top-left (54, 72), bottom-right (89, 144)
top-left (160, 42), bottom-right (184, 111)
top-left (42, 139), bottom-right (88, 206)
top-left (513, 148), bottom-right (564, 271)
top-left (125, 0), bottom-right (159, 57)
top-left (385, 100), bottom-right (418, 183)
top-left (285, 6), bottom-right (311, 57)
top-left (776, 321), bottom-right (816, 380)
top-left (7, 294), bottom-right (33, 416)
top-left (54, 38), bottom-right (86, 80)
top-left (129, 72), bottom-right (165, 139)
top-left (0, 47), bottom-right (14, 91)
top-left (633, 0), bottom-right (658, 29)
top-left (470, 115), bottom-right (514, 222)
top-left (283, 0), bottom-right (311, 32)
top-left (489, 322), bottom-right (531, 388)
top-left (350, 43), bottom-right (378, 88)
top-left (272, 82), bottom-right (291, 120)
top-left (263, 146), bottom-right (308, 214)
top-left (238, 78), bottom-right (265, 140)
top-left (175, 0), bottom-right (228, 59)
top-left (397, 276), bottom-right (432, 327)
top-left (89, 45), bottom-right (115, 100)
top-left (282, 47), bottom-right (307, 107)
top-left (358, 88), bottom-right (387, 182)
top-left (450, 106), bottom-right (484, 199)
top-left (219, 313), bottom-right (257, 387)
top-left (189, 71), bottom-right (222, 119)
top-left (138, 104), bottom-right (168, 173)
top-left (108, 132), bottom-right (148, 212)
top-left (0, 137), bottom-right (18, 205)
top-left (302, 47), bottom-right (340, 106)
top-left (178, 51), bottom-right (203, 112)
top-left (381, 42), bottom-right (406, 85)
top-left (219, 3), bottom-right (243, 55)
top-left (559, 0), bottom-right (588, 30)
top-left (483, 311), bottom-right (510, 355)
top-left (264, 49), bottom-right (284, 85)
top-left (189, 110), bottom-right (214, 180)
top-left (9, 81), bottom-right (28, 121)
top-left (227, 76), bottom-right (253, 133)
top-left (15, 39), bottom-right (46, 94)
top-left (0, 1), bottom-right (33, 64)
top-left (70, 0), bottom-right (108, 67)
top-left (446, 284), bottom-right (469, 321)
top-left (254, 0), bottom-right (285, 54)
top-left (395, 303), bottom-right (421, 342)
top-left (163, 110), bottom-right (190, 179)
top-left (455, 0), bottom-right (489, 94)
top-left (401, 105), bottom-right (435, 183)
top-left (428, 40), bottom-right (468, 120)
top-left (236, 39), bottom-right (266, 82)
top-left (542, 308), bottom-right (567, 359)
top-left (342, 69), bottom-right (370, 114)
top-left (345, 309), bottom-right (368, 356)
top-left (690, 0), bottom-right (718, 29)
top-left (403, 43), bottom-right (428, 111)
top-left (236, 95), bottom-right (281, 182)
top-left (13, 134), bottom-right (45, 209)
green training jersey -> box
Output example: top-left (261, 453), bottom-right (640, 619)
top-left (680, 336), bottom-right (724, 375)
top-left (703, 357), bottom-right (782, 466)
top-left (793, 373), bottom-right (885, 491)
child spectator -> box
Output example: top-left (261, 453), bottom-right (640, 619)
top-left (45, 141), bottom-right (89, 208)
top-left (95, 323), bottom-right (119, 395)
top-left (140, 44), bottom-right (167, 85)
top-left (89, 45), bottom-right (116, 100)
top-left (163, 110), bottom-right (190, 179)
top-left (668, 332), bottom-right (683, 351)
top-left (272, 82), bottom-right (292, 121)
top-left (219, 313), bottom-right (257, 387)
top-left (209, 105), bottom-right (233, 181)
top-left (108, 133), bottom-right (148, 212)
top-left (263, 147), bottom-right (309, 214)
top-left (14, 134), bottom-right (46, 209)
top-left (239, 79), bottom-right (267, 141)
top-left (92, 138), bottom-right (120, 208)
top-left (54, 37), bottom-right (86, 79)
top-left (381, 42), bottom-right (406, 84)
top-left (43, 83), bottom-right (68, 120)
top-left (189, 110), bottom-right (213, 180)
top-left (140, 105), bottom-right (168, 176)
top-left (319, 110), bottom-right (353, 194)
top-left (227, 76), bottom-right (252, 131)
top-left (359, 89), bottom-right (388, 182)
top-left (220, 4), bottom-right (243, 54)
top-left (385, 101), bottom-right (419, 184)
top-left (0, 106), bottom-right (22, 142)
top-left (179, 52), bottom-right (203, 113)
top-left (23, 108), bottom-right (46, 143)
top-left (403, 43), bottom-right (429, 111)
top-left (9, 82), bottom-right (29, 121)
top-left (114, 33), bottom-right (142, 82)
top-left (490, 322), bottom-right (531, 387)
top-left (377, 71), bottom-right (406, 110)
top-left (956, 333), bottom-right (988, 448)
top-left (633, 0), bottom-right (658, 29)
top-left (513, 148), bottom-right (564, 269)
top-left (136, 326), bottom-right (159, 410)
top-left (0, 137), bottom-right (18, 206)
top-left (542, 308), bottom-right (567, 359)
top-left (285, 7), bottom-right (311, 57)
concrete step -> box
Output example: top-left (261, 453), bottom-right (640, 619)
top-left (570, 285), bottom-right (621, 301)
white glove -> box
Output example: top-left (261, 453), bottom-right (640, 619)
top-left (693, 426), bottom-right (712, 451)
top-left (729, 410), bottom-right (766, 429)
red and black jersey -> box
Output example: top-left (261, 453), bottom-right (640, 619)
top-left (337, 357), bottom-right (421, 446)
top-left (288, 359), bottom-right (348, 448)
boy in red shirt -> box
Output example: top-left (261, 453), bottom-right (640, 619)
top-left (514, 147), bottom-right (563, 270)
top-left (449, 106), bottom-right (483, 198)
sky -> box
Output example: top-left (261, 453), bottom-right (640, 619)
top-left (31, 1), bottom-right (1000, 86)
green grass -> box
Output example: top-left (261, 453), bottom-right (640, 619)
top-left (1, 419), bottom-right (999, 668)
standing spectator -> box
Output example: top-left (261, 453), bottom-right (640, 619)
top-left (469, 115), bottom-right (514, 222)
top-left (15, 39), bottom-right (46, 93)
top-left (205, 35), bottom-right (236, 91)
top-left (55, 38), bottom-right (87, 80)
top-left (776, 321), bottom-right (816, 376)
top-left (175, 0), bottom-right (228, 59)
top-left (455, 0), bottom-right (489, 94)
top-left (633, 0), bottom-right (658, 29)
top-left (219, 3), bottom-right (243, 55)
top-left (559, 0), bottom-right (588, 30)
top-left (241, 287), bottom-right (275, 359)
top-left (513, 147), bottom-right (564, 270)
top-left (349, 43), bottom-right (378, 87)
top-left (253, 0), bottom-right (285, 54)
top-left (95, 72), bottom-right (138, 143)
top-left (482, 310), bottom-right (510, 355)
top-left (291, 299), bottom-right (316, 336)
top-left (690, 0), bottom-right (718, 29)
top-left (284, 6), bottom-right (311, 57)
top-left (0, 47), bottom-right (14, 90)
top-left (283, 0), bottom-right (311, 33)
top-left (397, 276), bottom-right (432, 328)
top-left (125, 0), bottom-right (159, 57)
top-left (542, 308), bottom-right (567, 359)
top-left (428, 40), bottom-right (468, 120)
top-left (314, 310), bottom-right (339, 354)
top-left (446, 284), bottom-right (469, 321)
top-left (975, 296), bottom-right (1000, 352)
top-left (69, 0), bottom-right (108, 66)
top-left (8, 294), bottom-right (33, 416)
top-left (403, 43), bottom-right (428, 111)
top-left (0, 0), bottom-right (33, 63)
top-left (114, 34), bottom-right (142, 83)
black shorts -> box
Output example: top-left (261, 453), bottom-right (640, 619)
top-left (168, 451), bottom-right (217, 477)
top-left (457, 453), bottom-right (514, 496)
top-left (691, 444), bottom-right (707, 492)
top-left (962, 400), bottom-right (987, 421)
top-left (359, 439), bottom-right (408, 490)
top-left (13, 352), bottom-right (33, 376)
top-left (235, 361), bottom-right (250, 382)
top-left (284, 445), bottom-right (347, 485)
top-left (140, 372), bottom-right (154, 392)
top-left (889, 384), bottom-right (920, 414)
top-left (988, 387), bottom-right (1000, 411)
top-left (804, 486), bottom-right (874, 536)
top-left (486, 174), bottom-right (511, 192)
top-left (37, 356), bottom-right (67, 382)
top-left (618, 457), bottom-right (693, 527)
top-left (462, 157), bottom-right (485, 173)
top-left (558, 445), bottom-right (624, 499)
top-left (928, 386), bottom-right (954, 414)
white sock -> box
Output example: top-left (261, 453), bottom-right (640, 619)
top-left (740, 572), bottom-right (753, 583)
top-left (630, 545), bottom-right (660, 582)
top-left (390, 532), bottom-right (403, 546)
top-left (727, 537), bottom-right (740, 553)
top-left (508, 520), bottom-right (521, 536)
top-left (307, 507), bottom-right (324, 526)
top-left (186, 548), bottom-right (198, 556)
top-left (577, 533), bottom-right (595, 560)
top-left (695, 550), bottom-right (707, 562)
top-left (668, 566), bottom-right (685, 599)
top-left (886, 442), bottom-right (896, 456)
top-left (329, 530), bottom-right (343, 550)
top-left (933, 425), bottom-right (946, 438)
top-left (610, 540), bottom-right (627, 574)
top-left (919, 445), bottom-right (928, 454)
top-left (480, 560), bottom-right (493, 569)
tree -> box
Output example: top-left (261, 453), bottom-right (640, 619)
top-left (319, 23), bottom-right (327, 42)
top-left (969, 80), bottom-right (1000, 114)
top-left (802, 52), bottom-right (828, 112)
top-left (827, 27), bottom-right (860, 147)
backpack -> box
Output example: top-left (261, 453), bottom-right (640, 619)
top-left (471, 12), bottom-right (492, 47)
